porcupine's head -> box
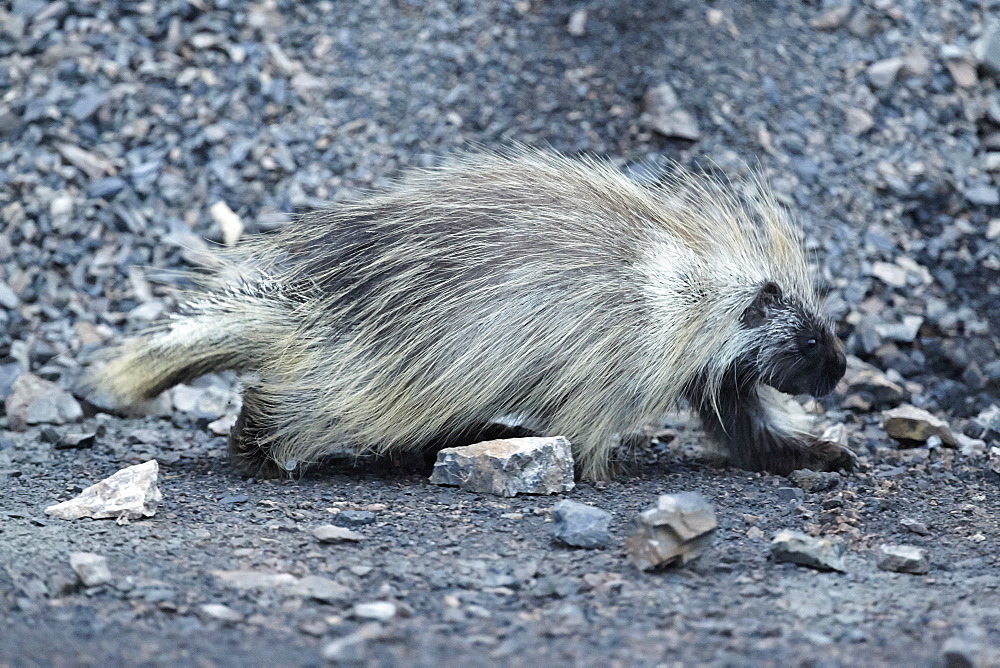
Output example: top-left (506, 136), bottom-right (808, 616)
top-left (742, 281), bottom-right (846, 397)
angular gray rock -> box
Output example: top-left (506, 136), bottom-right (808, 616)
top-left (771, 530), bottom-right (846, 572)
top-left (5, 373), bottom-right (83, 431)
top-left (551, 500), bottom-right (611, 548)
top-left (429, 436), bottom-right (575, 497)
top-left (312, 524), bottom-right (365, 543)
top-left (876, 544), bottom-right (929, 574)
top-left (68, 553), bottom-right (112, 587)
top-left (643, 83), bottom-right (701, 140)
top-left (45, 460), bottom-right (162, 522)
top-left (882, 405), bottom-right (956, 446)
top-left (626, 492), bottom-right (716, 570)
top-left (787, 469), bottom-right (840, 493)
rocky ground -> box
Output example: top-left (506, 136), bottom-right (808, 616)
top-left (1, 0), bottom-right (999, 665)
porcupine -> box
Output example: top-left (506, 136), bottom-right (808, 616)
top-left (91, 147), bottom-right (852, 481)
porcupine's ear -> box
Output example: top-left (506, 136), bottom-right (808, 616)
top-left (742, 281), bottom-right (783, 328)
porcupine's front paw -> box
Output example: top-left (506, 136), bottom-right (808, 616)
top-left (804, 438), bottom-right (857, 473)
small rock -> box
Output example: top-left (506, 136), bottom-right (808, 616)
top-left (954, 433), bottom-right (986, 458)
top-left (209, 201), bottom-right (244, 247)
top-left (313, 524), bottom-right (365, 542)
top-left (883, 405), bottom-right (956, 446)
top-left (973, 25), bottom-right (1000, 76)
top-left (945, 59), bottom-right (977, 88)
top-left (771, 530), bottom-right (846, 572)
top-left (69, 87), bottom-right (108, 121)
top-left (900, 517), bottom-right (930, 536)
top-left (321, 623), bottom-right (385, 662)
top-left (334, 510), bottom-right (376, 527)
top-left (295, 575), bottom-right (352, 603)
top-left (643, 83), bottom-right (701, 140)
top-left (842, 357), bottom-right (907, 408)
top-left (429, 436), bottom-right (575, 497)
top-left (876, 544), bottom-right (929, 574)
top-left (6, 373), bottom-right (84, 431)
top-left (776, 487), bottom-right (805, 503)
top-left (68, 553), bottom-right (112, 587)
top-left (566, 9), bottom-right (586, 36)
top-left (213, 570), bottom-right (299, 591)
top-left (810, 5), bottom-right (851, 30)
top-left (0, 282), bottom-right (19, 309)
top-left (170, 384), bottom-right (239, 421)
top-left (207, 414), bottom-right (237, 436)
top-left (965, 185), bottom-right (1000, 206)
top-left (45, 460), bottom-right (162, 523)
top-left (874, 315), bottom-right (924, 343)
top-left (787, 469), bottom-right (840, 493)
top-left (867, 57), bottom-right (904, 88)
top-left (199, 603), bottom-right (243, 623)
top-left (870, 261), bottom-right (907, 287)
top-left (55, 432), bottom-right (97, 450)
top-left (351, 601), bottom-right (396, 622)
top-left (625, 492), bottom-right (716, 570)
top-left (844, 107), bottom-right (874, 136)
top-left (551, 500), bottom-right (612, 548)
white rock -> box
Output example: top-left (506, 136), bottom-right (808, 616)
top-left (209, 200), bottom-right (244, 247)
top-left (312, 524), bottom-right (365, 543)
top-left (352, 601), bottom-right (397, 622)
top-left (429, 436), bottom-right (575, 497)
top-left (771, 530), bottom-right (847, 572)
top-left (68, 552), bottom-right (112, 587)
top-left (322, 623), bottom-right (385, 662)
top-left (567, 9), bottom-right (587, 36)
top-left (876, 544), bottom-right (929, 574)
top-left (46, 460), bottom-right (162, 523)
top-left (199, 603), bottom-right (243, 622)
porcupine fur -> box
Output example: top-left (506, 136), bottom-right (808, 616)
top-left (91, 147), bottom-right (852, 480)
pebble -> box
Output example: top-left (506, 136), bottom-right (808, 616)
top-left (787, 469), bottom-right (840, 493)
top-left (45, 460), bottom-right (162, 522)
top-left (866, 58), bottom-right (904, 89)
top-left (313, 524), bottom-right (365, 542)
top-left (551, 500), bottom-right (612, 549)
top-left (68, 552), bottom-right (112, 587)
top-left (874, 315), bottom-right (924, 343)
top-left (429, 436), bottom-right (575, 497)
top-left (5, 373), bottom-right (83, 431)
top-left (810, 5), bottom-right (851, 30)
top-left (900, 518), bottom-right (930, 536)
top-left (876, 544), bottom-right (929, 574)
top-left (199, 604), bottom-right (243, 623)
top-left (964, 185), bottom-right (1000, 206)
top-left (55, 432), bottom-right (97, 450)
top-left (209, 201), bottom-right (244, 247)
top-left (322, 623), bottom-right (385, 662)
top-left (295, 575), bottom-right (352, 603)
top-left (334, 510), bottom-right (376, 527)
top-left (882, 405), bottom-right (956, 446)
top-left (626, 492), bottom-right (716, 570)
top-left (973, 25), bottom-right (1000, 76)
top-left (642, 83), bottom-right (701, 140)
top-left (351, 602), bottom-right (397, 622)
top-left (771, 530), bottom-right (846, 572)
top-left (566, 9), bottom-right (587, 36)
top-left (844, 107), bottom-right (874, 136)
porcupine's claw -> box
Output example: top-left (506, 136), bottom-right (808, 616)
top-left (806, 439), bottom-right (858, 473)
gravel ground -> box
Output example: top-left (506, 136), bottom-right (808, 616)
top-left (1, 0), bottom-right (999, 665)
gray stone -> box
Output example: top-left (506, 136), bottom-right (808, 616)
top-left (882, 405), bottom-right (956, 446)
top-left (900, 518), bottom-right (930, 536)
top-left (787, 469), bottom-right (840, 493)
top-left (941, 636), bottom-right (980, 668)
top-left (841, 357), bottom-right (907, 408)
top-left (68, 553), bottom-right (112, 587)
top-left (776, 487), bottom-right (805, 503)
top-left (199, 603), bottom-right (243, 623)
top-left (874, 315), bottom-right (924, 343)
top-left (771, 530), bottom-right (846, 572)
top-left (294, 575), bottom-right (352, 603)
top-left (973, 25), bottom-right (1000, 76)
top-left (867, 58), bottom-right (904, 88)
top-left (876, 544), bottom-right (929, 574)
top-left (5, 373), bottom-right (83, 431)
top-left (551, 500), bottom-right (611, 548)
top-left (69, 86), bottom-right (108, 121)
top-left (626, 493), bottom-right (716, 570)
top-left (334, 510), bottom-right (376, 527)
top-left (322, 623), bottom-right (385, 662)
top-left (965, 185), bottom-right (1000, 206)
top-left (429, 436), bottom-right (575, 497)
top-left (55, 432), bottom-right (97, 450)
top-left (0, 281), bottom-right (19, 309)
top-left (312, 524), bottom-right (365, 543)
top-left (170, 384), bottom-right (239, 420)
top-left (643, 83), bottom-right (701, 140)
top-left (351, 601), bottom-right (396, 622)
top-left (810, 5), bottom-right (851, 30)
top-left (45, 460), bottom-right (162, 522)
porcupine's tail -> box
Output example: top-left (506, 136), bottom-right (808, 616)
top-left (86, 282), bottom-right (290, 405)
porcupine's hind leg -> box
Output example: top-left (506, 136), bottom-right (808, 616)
top-left (693, 377), bottom-right (856, 476)
top-left (227, 380), bottom-right (289, 478)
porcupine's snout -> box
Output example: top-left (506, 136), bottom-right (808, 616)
top-left (811, 335), bottom-right (846, 397)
